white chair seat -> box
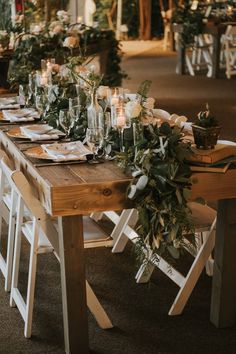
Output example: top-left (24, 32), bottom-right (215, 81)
top-left (22, 221), bottom-right (54, 251)
top-left (188, 202), bottom-right (216, 229)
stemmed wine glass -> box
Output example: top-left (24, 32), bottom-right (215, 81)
top-left (59, 109), bottom-right (75, 138)
top-left (86, 127), bottom-right (104, 163)
top-left (69, 98), bottom-right (80, 122)
top-left (35, 94), bottom-right (46, 119)
top-left (18, 85), bottom-right (26, 108)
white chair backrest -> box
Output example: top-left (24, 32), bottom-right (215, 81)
top-left (11, 170), bottom-right (59, 254)
top-left (225, 25), bottom-right (236, 38)
top-left (0, 152), bottom-right (16, 191)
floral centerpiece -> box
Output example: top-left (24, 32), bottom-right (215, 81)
top-left (7, 10), bottom-right (125, 90)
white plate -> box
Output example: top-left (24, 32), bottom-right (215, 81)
top-left (21, 124), bottom-right (54, 135)
top-left (42, 141), bottom-right (92, 156)
top-left (0, 98), bottom-right (16, 105)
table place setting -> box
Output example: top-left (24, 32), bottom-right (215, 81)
top-left (0, 97), bottom-right (20, 110)
top-left (1, 108), bottom-right (40, 122)
top-left (25, 140), bottom-right (93, 163)
top-left (6, 124), bottom-right (65, 141)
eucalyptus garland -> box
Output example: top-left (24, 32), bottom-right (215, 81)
top-left (116, 121), bottom-right (194, 262)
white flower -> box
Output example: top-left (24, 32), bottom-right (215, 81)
top-left (143, 97), bottom-right (155, 110)
top-left (125, 101), bottom-right (142, 118)
top-left (170, 114), bottom-right (188, 127)
top-left (57, 10), bottom-right (70, 24)
top-left (63, 36), bottom-right (78, 48)
top-left (59, 65), bottom-right (70, 78)
top-left (97, 85), bottom-right (109, 99)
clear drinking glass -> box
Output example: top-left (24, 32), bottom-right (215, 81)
top-left (59, 109), bottom-right (75, 137)
top-left (35, 95), bottom-right (46, 119)
top-left (86, 127), bottom-right (104, 163)
top-left (18, 85), bottom-right (26, 108)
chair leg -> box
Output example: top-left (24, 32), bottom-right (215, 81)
top-left (86, 281), bottom-right (113, 329)
top-left (111, 209), bottom-right (138, 253)
top-left (135, 261), bottom-right (155, 283)
top-left (90, 212), bottom-right (103, 222)
top-left (169, 225), bottom-right (216, 316)
top-left (10, 196), bottom-right (24, 308)
top-left (5, 191), bottom-right (17, 292)
top-left (185, 55), bottom-right (195, 76)
top-left (225, 43), bottom-right (231, 79)
top-left (24, 219), bottom-right (39, 338)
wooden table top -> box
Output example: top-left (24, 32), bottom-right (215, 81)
top-left (1, 125), bottom-right (236, 217)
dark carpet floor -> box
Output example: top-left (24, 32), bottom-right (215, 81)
top-left (1, 44), bottom-right (236, 354)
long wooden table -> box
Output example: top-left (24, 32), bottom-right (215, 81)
top-left (1, 126), bottom-right (236, 352)
top-left (173, 22), bottom-right (236, 79)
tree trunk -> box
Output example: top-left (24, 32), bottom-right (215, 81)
top-left (139, 0), bottom-right (152, 40)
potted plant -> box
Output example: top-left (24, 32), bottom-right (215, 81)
top-left (192, 105), bottom-right (221, 149)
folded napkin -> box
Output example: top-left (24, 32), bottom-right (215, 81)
top-left (2, 108), bottom-right (39, 122)
top-left (0, 104), bottom-right (20, 110)
top-left (42, 141), bottom-right (92, 162)
top-left (0, 98), bottom-right (19, 110)
top-left (20, 125), bottom-right (62, 141)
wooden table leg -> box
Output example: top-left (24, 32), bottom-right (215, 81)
top-left (210, 199), bottom-right (236, 327)
top-left (58, 215), bottom-right (89, 354)
top-left (176, 41), bottom-right (186, 75)
top-left (211, 34), bottom-right (221, 79)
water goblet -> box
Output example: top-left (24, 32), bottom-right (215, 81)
top-left (35, 94), bottom-right (46, 119)
top-left (86, 127), bottom-right (104, 163)
top-left (18, 85), bottom-right (26, 108)
top-left (59, 109), bottom-right (75, 138)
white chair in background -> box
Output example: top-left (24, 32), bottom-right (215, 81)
top-left (222, 25), bottom-right (236, 79)
top-left (185, 35), bottom-right (213, 77)
top-left (99, 202), bottom-right (216, 316)
top-left (0, 155), bottom-right (112, 345)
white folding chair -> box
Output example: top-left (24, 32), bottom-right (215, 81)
top-left (222, 25), bottom-right (236, 79)
top-left (0, 158), bottom-right (112, 343)
top-left (0, 150), bottom-right (17, 292)
top-left (99, 202), bottom-right (216, 316)
top-left (186, 35), bottom-right (213, 77)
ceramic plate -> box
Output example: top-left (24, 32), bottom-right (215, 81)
top-left (21, 124), bottom-right (54, 135)
top-left (7, 127), bottom-right (65, 140)
top-left (25, 146), bottom-right (88, 162)
top-left (43, 141), bottom-right (91, 156)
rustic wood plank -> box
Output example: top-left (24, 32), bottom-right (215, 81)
top-left (210, 199), bottom-right (236, 327)
top-left (37, 165), bottom-right (85, 186)
top-left (67, 162), bottom-right (131, 183)
top-left (190, 169), bottom-right (236, 201)
top-left (52, 180), bottom-right (132, 216)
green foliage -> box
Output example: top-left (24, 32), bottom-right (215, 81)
top-left (0, 0), bottom-right (11, 30)
top-left (95, 0), bottom-right (139, 37)
top-left (117, 121), bottom-right (194, 261)
top-left (137, 80), bottom-right (152, 98)
top-left (172, 0), bottom-right (204, 47)
top-left (8, 27), bottom-right (125, 89)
